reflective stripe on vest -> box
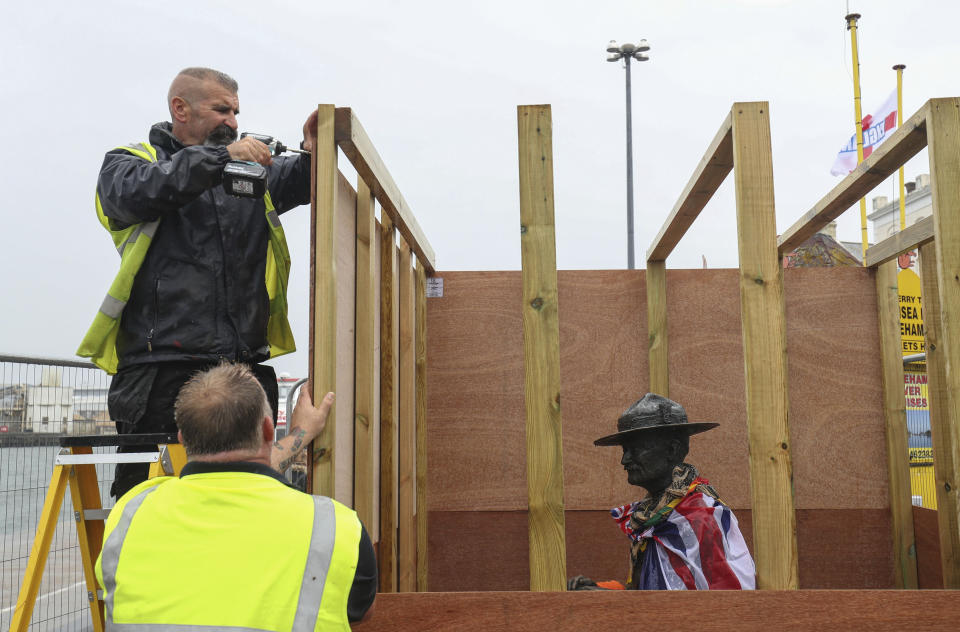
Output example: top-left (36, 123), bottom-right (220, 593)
top-left (77, 142), bottom-right (295, 373)
top-left (100, 489), bottom-right (354, 631)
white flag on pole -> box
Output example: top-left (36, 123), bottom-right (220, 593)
top-left (830, 90), bottom-right (898, 176)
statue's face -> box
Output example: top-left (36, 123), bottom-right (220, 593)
top-left (620, 431), bottom-right (682, 493)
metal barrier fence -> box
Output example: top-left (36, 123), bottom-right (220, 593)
top-left (0, 354), bottom-right (113, 631)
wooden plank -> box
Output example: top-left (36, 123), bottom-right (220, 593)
top-left (865, 216), bottom-right (934, 268)
top-left (334, 173), bottom-right (358, 504)
top-left (415, 261), bottom-right (429, 592)
top-left (517, 104), bottom-right (567, 592)
top-left (334, 107), bottom-right (436, 274)
top-left (875, 260), bottom-right (919, 588)
top-left (731, 101), bottom-right (798, 589)
top-left (398, 239), bottom-right (417, 591)
top-left (926, 96), bottom-right (960, 588)
top-left (379, 212), bottom-right (400, 592)
top-left (646, 112), bottom-right (733, 261)
top-left (646, 259), bottom-right (669, 396)
top-left (310, 104), bottom-right (338, 498)
top-left (353, 590), bottom-right (960, 631)
top-left (919, 243), bottom-right (960, 587)
top-left (778, 102), bottom-right (930, 255)
top-left (355, 176), bottom-right (377, 530)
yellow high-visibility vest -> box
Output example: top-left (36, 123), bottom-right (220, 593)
top-left (96, 472), bottom-right (361, 631)
top-left (76, 142), bottom-right (295, 374)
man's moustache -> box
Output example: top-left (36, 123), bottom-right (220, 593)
top-left (205, 125), bottom-right (238, 146)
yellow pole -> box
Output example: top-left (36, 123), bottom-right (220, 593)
top-left (894, 64), bottom-right (906, 231)
top-left (846, 13), bottom-right (869, 264)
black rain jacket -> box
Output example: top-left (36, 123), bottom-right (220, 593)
top-left (96, 122), bottom-right (311, 369)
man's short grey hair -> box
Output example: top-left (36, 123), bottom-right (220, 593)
top-left (174, 362), bottom-right (271, 457)
top-left (175, 67), bottom-right (238, 93)
top-left (167, 67), bottom-right (238, 115)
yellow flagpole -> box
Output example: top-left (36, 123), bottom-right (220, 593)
top-left (894, 64), bottom-right (906, 231)
top-left (846, 13), bottom-right (869, 264)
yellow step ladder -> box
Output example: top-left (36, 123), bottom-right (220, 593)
top-left (10, 433), bottom-right (186, 632)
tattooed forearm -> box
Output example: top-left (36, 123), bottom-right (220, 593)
top-left (271, 428), bottom-right (312, 472)
top-left (291, 428), bottom-right (306, 452)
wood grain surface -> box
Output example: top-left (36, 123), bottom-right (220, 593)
top-left (920, 243), bottom-right (960, 587)
top-left (426, 508), bottom-right (894, 591)
top-left (517, 105), bottom-right (567, 591)
top-left (398, 241), bottom-right (416, 591)
top-left (732, 101), bottom-right (797, 589)
top-left (927, 97), bottom-right (960, 589)
top-left (415, 262), bottom-right (429, 591)
top-left (352, 587), bottom-right (960, 631)
top-left (354, 177), bottom-right (377, 529)
top-left (310, 104), bottom-right (338, 499)
top-left (426, 268), bottom-right (888, 512)
top-left (424, 267), bottom-right (897, 589)
top-left (875, 260), bottom-right (918, 588)
top-left (913, 506), bottom-right (944, 588)
top-left (379, 214), bottom-right (399, 592)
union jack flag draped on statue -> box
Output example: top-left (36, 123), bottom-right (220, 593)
top-left (612, 486), bottom-right (756, 590)
top-left (830, 90), bottom-right (898, 176)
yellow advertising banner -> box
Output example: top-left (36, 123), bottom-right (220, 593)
top-left (898, 268), bottom-right (924, 355)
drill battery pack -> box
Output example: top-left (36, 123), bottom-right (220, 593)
top-left (222, 161), bottom-right (267, 198)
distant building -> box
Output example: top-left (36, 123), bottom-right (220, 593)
top-left (869, 174), bottom-right (932, 240)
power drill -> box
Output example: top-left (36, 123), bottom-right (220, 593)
top-left (222, 133), bottom-right (310, 198)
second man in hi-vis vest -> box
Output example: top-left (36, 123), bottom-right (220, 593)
top-left (96, 362), bottom-right (377, 629)
top-left (78, 67), bottom-right (320, 498)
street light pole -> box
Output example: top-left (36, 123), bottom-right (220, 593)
top-left (607, 39), bottom-right (649, 270)
top-left (624, 53), bottom-right (635, 269)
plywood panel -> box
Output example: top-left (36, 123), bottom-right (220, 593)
top-left (782, 267), bottom-right (890, 510)
top-left (353, 588), bottom-right (960, 632)
top-left (913, 506), bottom-right (944, 589)
top-left (426, 268), bottom-right (889, 514)
top-left (427, 508), bottom-right (893, 591)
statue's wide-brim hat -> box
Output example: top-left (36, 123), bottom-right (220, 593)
top-left (594, 392), bottom-right (719, 446)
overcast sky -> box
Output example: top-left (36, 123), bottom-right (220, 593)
top-left (2, 0), bottom-right (957, 378)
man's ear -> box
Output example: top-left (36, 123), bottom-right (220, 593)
top-left (170, 96), bottom-right (190, 123)
top-left (262, 416), bottom-right (275, 444)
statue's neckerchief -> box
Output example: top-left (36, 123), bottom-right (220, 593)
top-left (609, 463), bottom-right (721, 587)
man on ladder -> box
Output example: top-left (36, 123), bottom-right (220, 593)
top-left (76, 66), bottom-right (320, 497)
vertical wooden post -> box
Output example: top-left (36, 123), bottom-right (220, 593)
top-left (311, 104), bottom-right (338, 498)
top-left (415, 261), bottom-right (429, 592)
top-left (398, 240), bottom-right (417, 591)
top-left (926, 97), bottom-right (960, 586)
top-left (517, 104), bottom-right (567, 592)
top-left (731, 101), bottom-right (798, 590)
top-left (379, 212), bottom-right (400, 592)
top-left (919, 243), bottom-right (960, 586)
top-left (876, 260), bottom-right (920, 588)
top-left (354, 176), bottom-right (377, 531)
top-left (646, 259), bottom-right (669, 396)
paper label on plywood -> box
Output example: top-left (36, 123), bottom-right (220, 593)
top-left (426, 278), bottom-right (443, 298)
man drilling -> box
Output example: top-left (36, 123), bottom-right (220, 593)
top-left (78, 67), bottom-right (318, 498)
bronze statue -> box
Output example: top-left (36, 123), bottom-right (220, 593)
top-left (569, 393), bottom-right (755, 590)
